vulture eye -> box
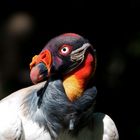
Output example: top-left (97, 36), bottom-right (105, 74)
top-left (59, 45), bottom-right (72, 56)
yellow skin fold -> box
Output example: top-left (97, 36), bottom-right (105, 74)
top-left (63, 53), bottom-right (95, 101)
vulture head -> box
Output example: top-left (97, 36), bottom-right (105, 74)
top-left (30, 33), bottom-right (96, 101)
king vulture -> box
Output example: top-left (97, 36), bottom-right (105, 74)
top-left (0, 33), bottom-right (119, 140)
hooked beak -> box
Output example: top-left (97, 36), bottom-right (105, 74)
top-left (30, 50), bottom-right (52, 84)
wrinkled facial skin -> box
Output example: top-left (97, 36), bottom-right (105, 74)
top-left (43, 34), bottom-right (88, 73)
top-left (30, 33), bottom-right (89, 84)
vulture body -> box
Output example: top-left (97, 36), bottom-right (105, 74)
top-left (0, 33), bottom-right (119, 140)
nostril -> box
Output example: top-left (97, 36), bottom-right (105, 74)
top-left (41, 54), bottom-right (46, 59)
top-left (32, 63), bottom-right (36, 68)
top-left (40, 52), bottom-right (47, 59)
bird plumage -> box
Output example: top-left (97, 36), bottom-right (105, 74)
top-left (0, 33), bottom-right (119, 140)
top-left (0, 81), bottom-right (118, 140)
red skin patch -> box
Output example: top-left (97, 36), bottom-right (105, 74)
top-left (63, 53), bottom-right (95, 101)
top-left (62, 33), bottom-right (81, 38)
top-left (74, 53), bottom-right (95, 87)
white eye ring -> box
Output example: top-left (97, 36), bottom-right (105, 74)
top-left (59, 45), bottom-right (72, 56)
top-left (61, 47), bottom-right (69, 54)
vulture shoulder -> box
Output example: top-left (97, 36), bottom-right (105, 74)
top-left (0, 82), bottom-right (46, 140)
top-left (0, 82), bottom-right (119, 140)
top-left (58, 113), bottom-right (119, 140)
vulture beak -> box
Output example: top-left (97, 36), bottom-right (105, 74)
top-left (30, 50), bottom-right (52, 84)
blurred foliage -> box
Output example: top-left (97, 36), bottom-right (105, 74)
top-left (127, 34), bottom-right (140, 57)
